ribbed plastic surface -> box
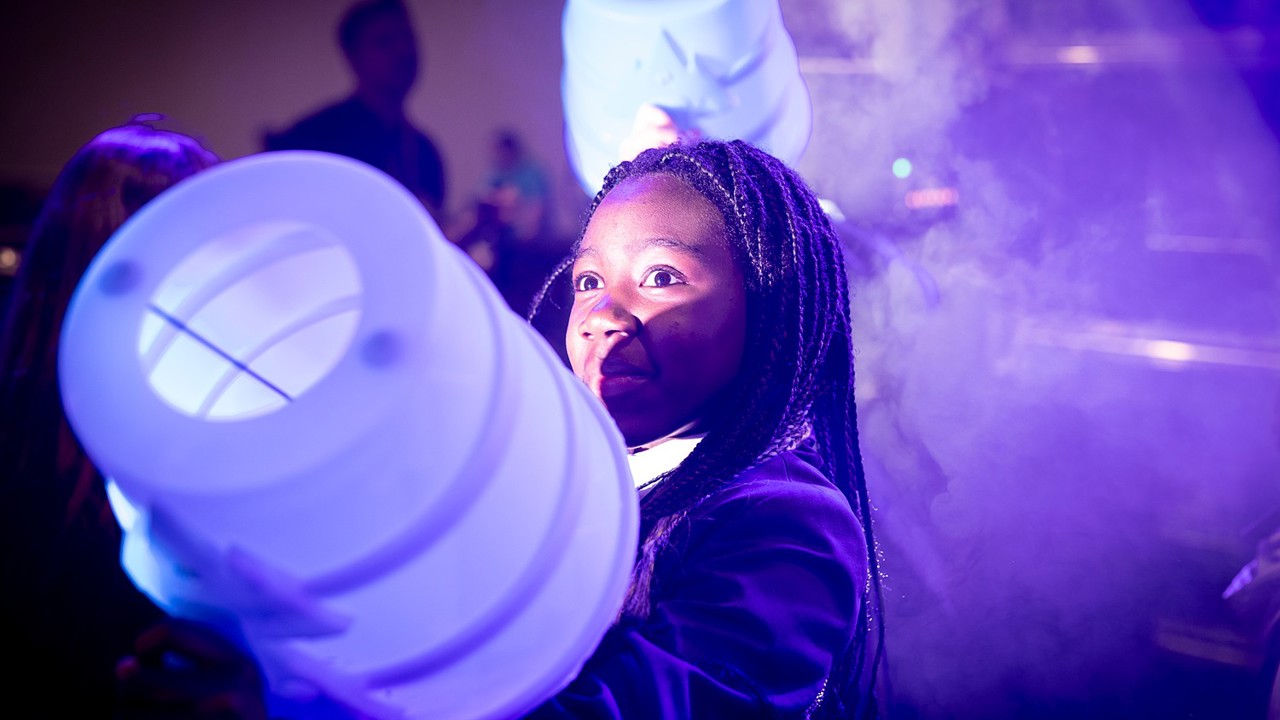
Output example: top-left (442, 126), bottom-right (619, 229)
top-left (59, 151), bottom-right (638, 719)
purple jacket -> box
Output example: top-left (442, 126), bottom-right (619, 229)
top-left (529, 441), bottom-right (868, 719)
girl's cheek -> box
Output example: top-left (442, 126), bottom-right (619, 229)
top-left (565, 344), bottom-right (588, 380)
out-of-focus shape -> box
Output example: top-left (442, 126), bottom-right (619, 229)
top-left (58, 151), bottom-right (637, 719)
top-left (616, 104), bottom-right (703, 170)
top-left (562, 0), bottom-right (812, 195)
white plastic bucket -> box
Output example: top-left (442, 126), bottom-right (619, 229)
top-left (562, 0), bottom-right (812, 194)
top-left (59, 151), bottom-right (637, 719)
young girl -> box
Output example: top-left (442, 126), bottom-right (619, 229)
top-left (526, 138), bottom-right (881, 718)
top-left (116, 139), bottom-right (882, 719)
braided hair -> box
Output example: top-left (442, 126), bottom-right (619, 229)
top-left (532, 139), bottom-right (883, 717)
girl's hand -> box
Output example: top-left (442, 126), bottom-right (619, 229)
top-left (116, 619), bottom-right (267, 719)
top-left (617, 104), bottom-right (702, 164)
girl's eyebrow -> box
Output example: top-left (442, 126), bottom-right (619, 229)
top-left (637, 237), bottom-right (706, 257)
top-left (572, 237), bottom-right (706, 263)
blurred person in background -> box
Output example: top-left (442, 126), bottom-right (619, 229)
top-left (265, 0), bottom-right (447, 220)
top-left (0, 119), bottom-right (218, 717)
top-left (454, 128), bottom-right (557, 313)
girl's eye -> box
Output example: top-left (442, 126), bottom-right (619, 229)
top-left (573, 273), bottom-right (602, 292)
top-left (641, 267), bottom-right (684, 288)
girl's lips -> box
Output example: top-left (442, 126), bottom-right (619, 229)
top-left (598, 355), bottom-right (651, 378)
top-left (596, 357), bottom-right (652, 398)
top-left (598, 373), bottom-right (649, 398)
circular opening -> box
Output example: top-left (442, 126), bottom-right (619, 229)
top-left (138, 220), bottom-right (362, 421)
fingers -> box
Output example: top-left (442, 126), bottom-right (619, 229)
top-left (619, 104), bottom-right (686, 162)
top-left (116, 620), bottom-right (266, 720)
top-left (131, 619), bottom-right (248, 669)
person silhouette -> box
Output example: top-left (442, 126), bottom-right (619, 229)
top-left (265, 0), bottom-right (447, 219)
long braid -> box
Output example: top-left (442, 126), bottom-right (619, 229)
top-left (530, 139), bottom-right (883, 715)
top-left (809, 201), bottom-right (884, 717)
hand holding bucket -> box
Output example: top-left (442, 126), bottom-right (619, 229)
top-left (59, 151), bottom-right (637, 719)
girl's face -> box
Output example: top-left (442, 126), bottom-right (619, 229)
top-left (567, 174), bottom-right (747, 447)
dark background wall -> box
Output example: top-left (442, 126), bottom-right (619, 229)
top-left (0, 1), bottom-right (584, 233)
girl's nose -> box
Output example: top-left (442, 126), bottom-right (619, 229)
top-left (579, 293), bottom-right (639, 339)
